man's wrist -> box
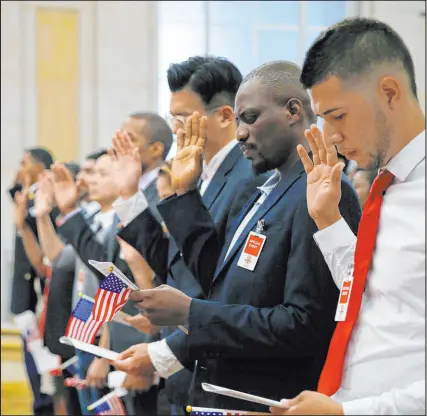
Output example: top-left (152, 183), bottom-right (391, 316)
top-left (314, 212), bottom-right (342, 231)
top-left (119, 186), bottom-right (140, 200)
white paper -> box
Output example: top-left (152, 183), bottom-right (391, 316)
top-left (108, 371), bottom-right (127, 389)
top-left (87, 387), bottom-right (128, 411)
top-left (14, 311), bottom-right (61, 374)
top-left (60, 336), bottom-right (119, 361)
top-left (88, 260), bottom-right (139, 290)
top-left (201, 383), bottom-right (288, 409)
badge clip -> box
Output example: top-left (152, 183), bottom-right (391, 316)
top-left (256, 219), bottom-right (265, 234)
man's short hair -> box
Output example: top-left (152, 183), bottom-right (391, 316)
top-left (64, 162), bottom-right (80, 179)
top-left (86, 149), bottom-right (108, 161)
top-left (300, 17), bottom-right (418, 98)
top-left (26, 147), bottom-right (54, 169)
top-left (128, 112), bottom-right (173, 160)
top-left (167, 56), bottom-right (243, 110)
top-left (242, 60), bottom-right (317, 125)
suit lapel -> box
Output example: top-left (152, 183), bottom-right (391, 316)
top-left (201, 144), bottom-right (242, 210)
top-left (214, 161), bottom-right (305, 280)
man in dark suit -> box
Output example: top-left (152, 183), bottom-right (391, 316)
top-left (112, 56), bottom-right (266, 414)
top-left (51, 115), bottom-right (173, 415)
top-left (9, 147), bottom-right (55, 416)
top-left (111, 61), bottom-right (362, 411)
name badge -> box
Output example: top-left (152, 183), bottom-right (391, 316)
top-left (237, 231), bottom-right (266, 271)
top-left (335, 264), bottom-right (354, 321)
top-left (77, 269), bottom-right (85, 293)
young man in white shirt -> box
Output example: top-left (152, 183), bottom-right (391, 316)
top-left (271, 17), bottom-right (425, 416)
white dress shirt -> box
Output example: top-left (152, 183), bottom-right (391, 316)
top-left (138, 167), bottom-right (160, 191)
top-left (200, 139), bottom-right (238, 195)
top-left (314, 130), bottom-right (425, 415)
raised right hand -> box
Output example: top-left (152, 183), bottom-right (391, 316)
top-left (124, 314), bottom-right (160, 336)
top-left (85, 357), bottom-right (109, 389)
top-left (171, 112), bottom-right (207, 194)
top-left (51, 163), bottom-right (79, 215)
top-left (297, 124), bottom-right (344, 230)
top-left (110, 130), bottom-right (142, 199)
top-left (34, 171), bottom-right (54, 217)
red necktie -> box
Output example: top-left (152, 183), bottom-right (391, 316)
top-left (317, 169), bottom-right (394, 396)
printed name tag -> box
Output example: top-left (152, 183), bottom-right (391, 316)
top-left (237, 231), bottom-right (266, 271)
top-left (77, 269), bottom-right (85, 293)
top-left (335, 276), bottom-right (353, 321)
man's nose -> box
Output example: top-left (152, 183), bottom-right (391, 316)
top-left (322, 122), bottom-right (343, 145)
top-left (236, 126), bottom-right (249, 142)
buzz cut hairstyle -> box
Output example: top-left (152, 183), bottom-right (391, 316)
top-left (300, 17), bottom-right (418, 98)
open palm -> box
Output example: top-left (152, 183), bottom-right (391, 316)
top-left (171, 112), bottom-right (207, 193)
top-left (297, 124), bottom-right (344, 228)
top-left (111, 130), bottom-right (142, 197)
top-left (51, 163), bottom-right (79, 215)
top-left (34, 171), bottom-right (54, 217)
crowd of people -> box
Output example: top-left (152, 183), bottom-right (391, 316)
top-left (8, 16), bottom-right (425, 416)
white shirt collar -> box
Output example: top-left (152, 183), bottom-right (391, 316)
top-left (201, 140), bottom-right (238, 183)
top-left (386, 130), bottom-right (425, 182)
top-left (92, 208), bottom-right (115, 230)
top-left (258, 170), bottom-right (281, 197)
top-left (138, 167), bottom-right (160, 191)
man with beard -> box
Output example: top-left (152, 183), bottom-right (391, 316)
top-left (110, 61), bottom-right (361, 411)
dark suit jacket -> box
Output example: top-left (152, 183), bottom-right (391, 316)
top-left (9, 185), bottom-right (59, 315)
top-left (119, 145), bottom-right (267, 406)
top-left (155, 159), bottom-right (361, 410)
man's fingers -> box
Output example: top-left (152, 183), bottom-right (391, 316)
top-left (185, 116), bottom-right (192, 147)
top-left (196, 116), bottom-right (207, 149)
top-left (129, 289), bottom-right (154, 302)
top-left (113, 132), bottom-right (124, 155)
top-left (190, 112), bottom-right (200, 146)
top-left (331, 161), bottom-right (345, 184)
top-left (304, 129), bottom-right (320, 165)
top-left (296, 145), bottom-right (314, 174)
top-left (310, 125), bottom-right (327, 165)
top-left (176, 129), bottom-right (185, 152)
top-left (322, 123), bottom-right (339, 167)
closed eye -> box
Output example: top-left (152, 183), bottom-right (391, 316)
top-left (334, 114), bottom-right (346, 120)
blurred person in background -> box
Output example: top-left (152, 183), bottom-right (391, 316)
top-left (9, 147), bottom-right (55, 416)
top-left (351, 168), bottom-right (377, 209)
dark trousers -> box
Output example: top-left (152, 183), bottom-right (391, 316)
top-left (132, 385), bottom-right (159, 416)
top-left (21, 337), bottom-right (54, 415)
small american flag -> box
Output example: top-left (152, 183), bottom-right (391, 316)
top-left (64, 375), bottom-right (87, 390)
top-left (65, 298), bottom-right (102, 344)
top-left (93, 272), bottom-right (132, 322)
top-left (92, 395), bottom-right (126, 415)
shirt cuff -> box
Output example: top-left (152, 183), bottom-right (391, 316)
top-left (147, 339), bottom-right (184, 379)
top-left (113, 191), bottom-right (149, 227)
top-left (342, 397), bottom-right (375, 415)
top-left (57, 208), bottom-right (82, 226)
top-left (313, 218), bottom-right (356, 255)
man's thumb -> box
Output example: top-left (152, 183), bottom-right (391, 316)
top-left (331, 162), bottom-right (345, 184)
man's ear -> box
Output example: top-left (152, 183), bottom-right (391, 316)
top-left (216, 105), bottom-right (235, 128)
top-left (285, 98), bottom-right (303, 125)
top-left (150, 142), bottom-right (165, 159)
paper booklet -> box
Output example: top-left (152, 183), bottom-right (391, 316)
top-left (88, 260), bottom-right (139, 290)
top-left (60, 336), bottom-right (119, 361)
top-left (108, 371), bottom-right (127, 389)
top-left (201, 383), bottom-right (289, 409)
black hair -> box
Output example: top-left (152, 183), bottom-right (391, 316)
top-left (26, 147), bottom-right (54, 169)
top-left (64, 162), bottom-right (80, 179)
top-left (242, 60), bottom-right (317, 124)
top-left (301, 17), bottom-right (418, 98)
top-left (86, 149), bottom-right (108, 161)
top-left (128, 112), bottom-right (173, 160)
top-left (167, 56), bottom-right (243, 110)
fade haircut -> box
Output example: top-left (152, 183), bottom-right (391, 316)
top-left (86, 149), bottom-right (108, 161)
top-left (128, 112), bottom-right (173, 160)
top-left (167, 56), bottom-right (243, 110)
top-left (242, 60), bottom-right (317, 124)
top-left (301, 17), bottom-right (418, 98)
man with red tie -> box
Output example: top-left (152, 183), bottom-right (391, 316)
top-left (271, 18), bottom-right (425, 415)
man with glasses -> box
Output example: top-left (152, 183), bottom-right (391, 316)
top-left (113, 56), bottom-right (264, 415)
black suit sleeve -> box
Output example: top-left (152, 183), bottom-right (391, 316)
top-left (117, 207), bottom-right (170, 282)
top-left (184, 179), bottom-right (361, 358)
top-left (57, 211), bottom-right (107, 280)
